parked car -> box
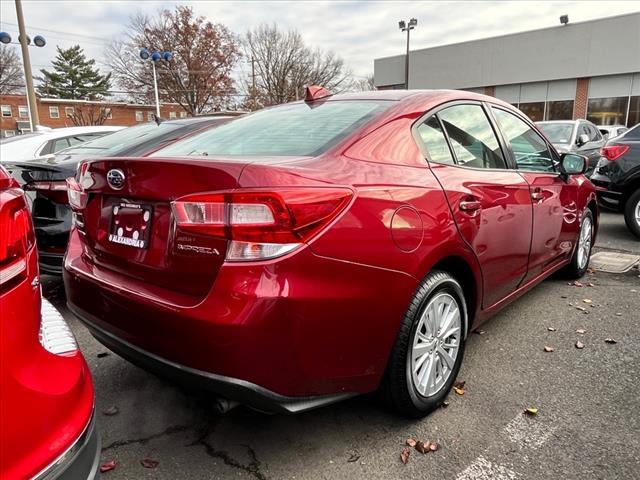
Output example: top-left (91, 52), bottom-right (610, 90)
top-left (590, 124), bottom-right (640, 238)
top-left (0, 125), bottom-right (123, 163)
top-left (0, 166), bottom-right (99, 479)
top-left (63, 88), bottom-right (597, 418)
top-left (537, 120), bottom-right (605, 175)
top-left (598, 125), bottom-right (628, 141)
top-left (5, 116), bottom-right (233, 274)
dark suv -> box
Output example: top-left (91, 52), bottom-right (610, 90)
top-left (590, 124), bottom-right (640, 238)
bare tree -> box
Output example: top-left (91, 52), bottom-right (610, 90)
top-left (105, 6), bottom-right (241, 114)
top-left (350, 74), bottom-right (376, 92)
top-left (0, 45), bottom-right (24, 95)
top-left (67, 104), bottom-right (110, 126)
top-left (243, 24), bottom-right (352, 109)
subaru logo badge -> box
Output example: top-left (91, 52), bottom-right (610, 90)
top-left (106, 169), bottom-right (125, 190)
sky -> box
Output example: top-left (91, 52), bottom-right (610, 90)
top-left (1, 0), bottom-right (639, 86)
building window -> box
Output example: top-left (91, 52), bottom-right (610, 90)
top-left (629, 96), bottom-right (640, 127)
top-left (49, 106), bottom-right (60, 119)
top-left (169, 111), bottom-right (177, 119)
top-left (518, 102), bottom-right (545, 122)
top-left (586, 97), bottom-right (629, 126)
top-left (18, 106), bottom-right (28, 118)
top-left (135, 111), bottom-right (144, 122)
top-left (545, 100), bottom-right (574, 121)
top-left (1, 105), bottom-right (12, 117)
top-left (180, 111), bottom-right (187, 118)
top-left (3, 130), bottom-right (16, 138)
top-left (65, 107), bottom-right (75, 118)
top-left (147, 112), bottom-right (154, 121)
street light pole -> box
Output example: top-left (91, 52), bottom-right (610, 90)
top-left (139, 49), bottom-right (172, 118)
top-left (399, 18), bottom-right (417, 90)
top-left (151, 61), bottom-right (160, 117)
top-left (15, 0), bottom-right (39, 130)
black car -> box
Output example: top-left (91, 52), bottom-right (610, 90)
top-left (590, 124), bottom-right (640, 238)
top-left (5, 116), bottom-right (234, 273)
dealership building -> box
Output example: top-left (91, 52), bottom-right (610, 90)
top-left (374, 12), bottom-right (640, 127)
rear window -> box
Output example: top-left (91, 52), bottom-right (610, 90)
top-left (152, 101), bottom-right (391, 158)
top-left (62, 122), bottom-right (183, 155)
top-left (537, 123), bottom-right (574, 144)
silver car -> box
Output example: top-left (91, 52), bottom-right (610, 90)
top-left (597, 125), bottom-right (628, 141)
top-left (536, 120), bottom-right (605, 175)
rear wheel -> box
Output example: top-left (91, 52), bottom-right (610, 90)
top-left (381, 271), bottom-right (467, 418)
top-left (623, 189), bottom-right (640, 239)
top-left (562, 210), bottom-right (594, 279)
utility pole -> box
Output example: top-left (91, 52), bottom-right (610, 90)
top-left (399, 18), bottom-right (417, 90)
top-left (15, 0), bottom-right (39, 130)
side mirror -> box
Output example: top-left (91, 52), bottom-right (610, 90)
top-left (576, 134), bottom-right (589, 147)
top-left (559, 153), bottom-right (586, 179)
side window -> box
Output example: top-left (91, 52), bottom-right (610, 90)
top-left (492, 108), bottom-right (556, 173)
top-left (53, 138), bottom-right (71, 152)
top-left (437, 104), bottom-right (507, 169)
top-left (578, 123), bottom-right (590, 143)
top-left (416, 116), bottom-right (455, 165)
top-left (589, 125), bottom-right (602, 141)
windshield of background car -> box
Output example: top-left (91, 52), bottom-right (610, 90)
top-left (537, 123), bottom-right (574, 144)
top-left (60, 122), bottom-right (183, 155)
top-left (152, 101), bottom-right (391, 158)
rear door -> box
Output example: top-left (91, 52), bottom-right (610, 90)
top-left (490, 106), bottom-right (577, 282)
top-left (415, 103), bottom-right (533, 308)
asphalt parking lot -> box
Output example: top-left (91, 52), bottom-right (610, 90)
top-left (43, 211), bottom-right (639, 480)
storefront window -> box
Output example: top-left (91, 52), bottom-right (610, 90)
top-left (628, 96), bottom-right (640, 127)
top-left (518, 102), bottom-right (545, 122)
top-left (545, 100), bottom-right (574, 121)
top-left (587, 97), bottom-right (628, 126)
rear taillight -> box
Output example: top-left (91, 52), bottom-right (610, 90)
top-left (172, 188), bottom-right (353, 261)
top-left (66, 177), bottom-right (88, 210)
top-left (600, 145), bottom-right (630, 161)
top-left (0, 189), bottom-right (35, 286)
top-left (25, 180), bottom-right (68, 204)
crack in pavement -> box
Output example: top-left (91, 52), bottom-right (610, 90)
top-left (102, 424), bottom-right (194, 451)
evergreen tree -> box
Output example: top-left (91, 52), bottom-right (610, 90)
top-left (37, 45), bottom-right (111, 100)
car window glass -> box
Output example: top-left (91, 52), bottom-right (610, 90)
top-left (537, 123), bottom-right (573, 144)
top-left (416, 116), bottom-right (455, 165)
top-left (67, 136), bottom-right (86, 146)
top-left (617, 128), bottom-right (628, 136)
top-left (492, 108), bottom-right (556, 173)
top-left (437, 104), bottom-right (506, 169)
top-left (587, 124), bottom-right (601, 141)
top-left (53, 138), bottom-right (70, 152)
top-left (623, 125), bottom-right (640, 139)
top-left (578, 124), bottom-right (590, 142)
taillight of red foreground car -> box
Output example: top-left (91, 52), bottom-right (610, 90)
top-left (172, 188), bottom-right (353, 261)
top-left (600, 145), bottom-right (630, 161)
top-left (66, 177), bottom-right (88, 210)
top-left (0, 189), bottom-right (35, 287)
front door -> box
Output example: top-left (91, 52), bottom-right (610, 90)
top-left (415, 103), bottom-right (533, 308)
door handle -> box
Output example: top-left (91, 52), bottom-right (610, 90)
top-left (459, 199), bottom-right (482, 211)
top-left (531, 189), bottom-right (545, 202)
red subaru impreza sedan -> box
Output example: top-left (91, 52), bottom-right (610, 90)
top-left (0, 167), bottom-right (99, 478)
top-left (63, 89), bottom-right (597, 417)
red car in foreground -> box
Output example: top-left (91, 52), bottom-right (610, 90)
top-left (0, 167), bottom-right (99, 479)
top-left (64, 88), bottom-right (597, 417)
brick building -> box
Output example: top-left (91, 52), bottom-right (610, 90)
top-left (0, 94), bottom-right (190, 138)
top-left (374, 12), bottom-right (640, 126)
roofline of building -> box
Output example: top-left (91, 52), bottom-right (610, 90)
top-left (0, 93), bottom-right (181, 108)
top-left (375, 11), bottom-right (640, 62)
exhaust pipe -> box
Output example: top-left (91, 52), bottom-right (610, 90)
top-left (214, 398), bottom-right (239, 414)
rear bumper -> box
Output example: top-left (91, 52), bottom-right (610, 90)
top-left (70, 303), bottom-right (354, 414)
top-left (33, 414), bottom-right (100, 480)
top-left (39, 252), bottom-right (64, 275)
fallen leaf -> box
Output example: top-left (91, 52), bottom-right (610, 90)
top-left (631, 289), bottom-right (637, 293)
top-left (575, 340), bottom-right (585, 349)
top-left (100, 460), bottom-right (117, 473)
top-left (547, 327), bottom-right (557, 332)
top-left (97, 352), bottom-right (110, 358)
top-left (575, 306), bottom-right (586, 312)
top-left (347, 452), bottom-right (360, 463)
top-left (441, 401), bottom-right (450, 408)
top-left (453, 387), bottom-right (465, 396)
top-left (103, 406), bottom-right (119, 416)
top-left (587, 282), bottom-right (595, 287)
top-left (406, 438), bottom-right (417, 447)
top-left (615, 313), bottom-right (622, 316)
top-left (415, 441), bottom-right (430, 454)
top-left (453, 380), bottom-right (466, 389)
top-left (400, 448), bottom-right (410, 464)
top-left (140, 458), bottom-right (159, 469)
top-left (586, 267), bottom-right (596, 274)
top-left (570, 281), bottom-right (583, 287)
top-left (524, 407), bottom-right (538, 416)
top-left (543, 346), bottom-right (555, 352)
top-left (560, 295), bottom-right (568, 299)
top-left (429, 442), bottom-right (439, 452)
top-left (576, 328), bottom-right (586, 334)
top-left (474, 330), bottom-right (486, 335)
top-left (604, 338), bottom-right (618, 344)
top-left (583, 299), bottom-right (592, 304)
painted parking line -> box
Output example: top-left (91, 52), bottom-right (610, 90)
top-left (456, 455), bottom-right (519, 480)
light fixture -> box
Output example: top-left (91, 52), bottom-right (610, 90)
top-left (560, 14), bottom-right (569, 25)
top-left (0, 32), bottom-right (11, 44)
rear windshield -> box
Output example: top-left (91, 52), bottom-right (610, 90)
top-left (152, 101), bottom-right (391, 157)
top-left (61, 122), bottom-right (183, 156)
top-left (537, 123), bottom-right (574, 144)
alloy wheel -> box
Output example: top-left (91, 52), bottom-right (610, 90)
top-left (635, 199), bottom-right (640, 228)
top-left (409, 292), bottom-right (462, 397)
top-left (577, 216), bottom-right (593, 270)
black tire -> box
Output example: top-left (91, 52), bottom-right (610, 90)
top-left (562, 209), bottom-right (594, 279)
top-left (381, 271), bottom-right (467, 418)
top-left (623, 189), bottom-right (640, 239)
